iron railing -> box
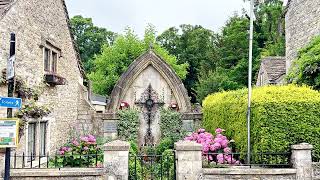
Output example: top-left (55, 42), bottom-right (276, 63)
top-left (203, 152), bottom-right (291, 168)
top-left (11, 151), bottom-right (103, 169)
top-left (129, 152), bottom-right (176, 180)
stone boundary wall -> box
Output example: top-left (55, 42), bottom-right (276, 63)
top-left (314, 162), bottom-right (320, 180)
top-left (202, 168), bottom-right (296, 180)
top-left (9, 168), bottom-right (105, 180)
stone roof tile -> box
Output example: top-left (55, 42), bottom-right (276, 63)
top-left (261, 56), bottom-right (286, 83)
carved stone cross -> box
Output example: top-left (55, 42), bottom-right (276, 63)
top-left (135, 84), bottom-right (164, 146)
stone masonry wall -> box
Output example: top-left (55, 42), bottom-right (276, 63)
top-left (9, 168), bottom-right (105, 180)
top-left (0, 0), bottom-right (87, 159)
top-left (285, 0), bottom-right (320, 72)
top-left (202, 168), bottom-right (297, 180)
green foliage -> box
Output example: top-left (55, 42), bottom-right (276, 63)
top-left (287, 36), bottom-right (320, 89)
top-left (256, 0), bottom-right (285, 57)
top-left (194, 0), bottom-right (285, 102)
top-left (195, 15), bottom-right (261, 102)
top-left (160, 108), bottom-right (185, 142)
top-left (70, 15), bottom-right (116, 73)
top-left (157, 25), bottom-right (218, 102)
top-left (49, 135), bottom-right (103, 168)
top-left (155, 137), bottom-right (174, 155)
top-left (117, 109), bottom-right (139, 142)
top-left (202, 85), bottom-right (320, 160)
top-left (89, 25), bottom-right (188, 95)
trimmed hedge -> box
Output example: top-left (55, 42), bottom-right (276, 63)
top-left (203, 85), bottom-right (320, 160)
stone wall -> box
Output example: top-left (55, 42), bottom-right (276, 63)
top-left (9, 168), bottom-right (105, 180)
top-left (0, 0), bottom-right (93, 169)
top-left (202, 168), bottom-right (296, 180)
top-left (314, 162), bottom-right (320, 180)
top-left (285, 0), bottom-right (320, 72)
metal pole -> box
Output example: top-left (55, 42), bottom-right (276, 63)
top-left (247, 0), bottom-right (254, 165)
top-left (4, 33), bottom-right (16, 180)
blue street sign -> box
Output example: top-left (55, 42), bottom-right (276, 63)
top-left (0, 97), bottom-right (22, 109)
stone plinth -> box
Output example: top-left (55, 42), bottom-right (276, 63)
top-left (174, 140), bottom-right (202, 180)
top-left (103, 140), bottom-right (130, 180)
top-left (291, 143), bottom-right (313, 180)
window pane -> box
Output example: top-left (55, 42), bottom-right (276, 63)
top-left (40, 122), bottom-right (47, 156)
top-left (28, 123), bottom-right (36, 158)
top-left (44, 48), bottom-right (50, 71)
top-left (52, 52), bottom-right (57, 73)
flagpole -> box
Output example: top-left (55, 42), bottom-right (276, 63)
top-left (247, 0), bottom-right (254, 165)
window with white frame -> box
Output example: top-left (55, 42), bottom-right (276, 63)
top-left (27, 121), bottom-right (48, 158)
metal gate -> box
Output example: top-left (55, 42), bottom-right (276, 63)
top-left (129, 150), bottom-right (176, 180)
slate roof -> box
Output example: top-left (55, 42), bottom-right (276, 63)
top-left (261, 57), bottom-right (286, 83)
top-left (91, 94), bottom-right (107, 104)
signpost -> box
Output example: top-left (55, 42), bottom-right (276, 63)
top-left (0, 119), bottom-right (19, 148)
top-left (0, 97), bottom-right (22, 109)
top-left (2, 33), bottom-right (16, 180)
top-left (6, 55), bottom-right (15, 80)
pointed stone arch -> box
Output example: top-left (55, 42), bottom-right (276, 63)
top-left (107, 50), bottom-right (192, 112)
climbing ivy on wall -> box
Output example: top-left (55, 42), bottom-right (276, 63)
top-left (160, 108), bottom-right (185, 142)
top-left (117, 109), bottom-right (140, 142)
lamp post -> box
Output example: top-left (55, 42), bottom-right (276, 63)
top-left (247, 0), bottom-right (254, 165)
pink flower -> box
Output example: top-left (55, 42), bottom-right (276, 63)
top-left (80, 136), bottom-right (89, 142)
top-left (83, 146), bottom-right (89, 151)
top-left (198, 128), bottom-right (205, 133)
top-left (61, 147), bottom-right (68, 151)
top-left (223, 147), bottom-right (231, 153)
top-left (214, 138), bottom-right (222, 144)
top-left (87, 135), bottom-right (96, 142)
top-left (184, 136), bottom-right (193, 141)
top-left (215, 128), bottom-right (225, 134)
top-left (59, 150), bottom-right (65, 155)
top-left (210, 145), bottom-right (216, 151)
top-left (66, 147), bottom-right (72, 152)
top-left (72, 139), bottom-right (79, 146)
top-left (203, 144), bottom-right (209, 152)
top-left (217, 154), bottom-right (225, 164)
top-left (220, 140), bottom-right (228, 148)
top-left (213, 142), bottom-right (221, 149)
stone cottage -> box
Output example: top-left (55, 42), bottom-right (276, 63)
top-left (103, 50), bottom-right (202, 146)
top-left (256, 0), bottom-right (320, 86)
top-left (0, 0), bottom-right (95, 166)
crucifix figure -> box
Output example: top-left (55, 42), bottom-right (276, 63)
top-left (135, 84), bottom-right (164, 146)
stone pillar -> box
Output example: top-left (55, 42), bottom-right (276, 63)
top-left (103, 140), bottom-right (130, 180)
top-left (291, 143), bottom-right (313, 180)
top-left (174, 140), bottom-right (202, 180)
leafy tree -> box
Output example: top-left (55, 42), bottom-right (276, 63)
top-left (89, 26), bottom-right (188, 95)
top-left (287, 36), bottom-right (320, 89)
top-left (196, 15), bottom-right (261, 102)
top-left (70, 15), bottom-right (116, 73)
top-left (196, 0), bottom-right (285, 102)
top-left (157, 25), bottom-right (218, 102)
top-left (255, 0), bottom-right (285, 57)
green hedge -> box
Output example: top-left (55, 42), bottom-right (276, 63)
top-left (203, 85), bottom-right (320, 160)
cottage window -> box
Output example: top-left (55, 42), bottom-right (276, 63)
top-left (44, 48), bottom-right (50, 71)
top-left (27, 121), bottom-right (48, 159)
top-left (43, 48), bottom-right (58, 73)
top-left (27, 123), bottom-right (36, 159)
top-left (39, 122), bottom-right (47, 156)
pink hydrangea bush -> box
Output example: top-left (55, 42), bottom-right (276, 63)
top-left (50, 134), bottom-right (103, 167)
top-left (184, 128), bottom-right (239, 165)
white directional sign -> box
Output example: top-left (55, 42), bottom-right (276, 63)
top-left (7, 55), bottom-right (15, 80)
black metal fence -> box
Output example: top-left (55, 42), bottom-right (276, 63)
top-left (203, 152), bottom-right (291, 168)
top-left (11, 152), bottom-right (103, 169)
top-left (129, 151), bottom-right (176, 180)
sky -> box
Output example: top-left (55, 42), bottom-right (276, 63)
top-left (65, 0), bottom-right (250, 37)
